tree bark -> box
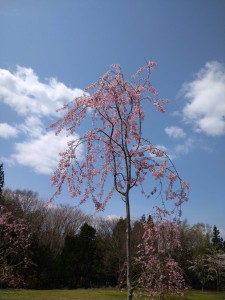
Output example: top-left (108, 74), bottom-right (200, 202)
top-left (125, 192), bottom-right (133, 300)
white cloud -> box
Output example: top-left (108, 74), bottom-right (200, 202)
top-left (152, 144), bottom-right (174, 160)
top-left (156, 144), bottom-right (169, 153)
top-left (19, 116), bottom-right (45, 138)
top-left (11, 130), bottom-right (83, 175)
top-left (156, 138), bottom-right (195, 161)
top-left (182, 61), bottom-right (225, 136)
top-left (0, 66), bottom-right (86, 174)
top-left (174, 137), bottom-right (195, 156)
top-left (165, 126), bottom-right (186, 138)
top-left (0, 123), bottom-right (18, 138)
top-left (105, 214), bottom-right (121, 221)
top-left (220, 228), bottom-right (225, 239)
top-left (0, 66), bottom-right (84, 116)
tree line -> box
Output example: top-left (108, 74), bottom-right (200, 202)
top-left (0, 187), bottom-right (225, 291)
top-left (0, 163), bottom-right (225, 292)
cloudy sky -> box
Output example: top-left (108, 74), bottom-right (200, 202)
top-left (0, 0), bottom-right (224, 232)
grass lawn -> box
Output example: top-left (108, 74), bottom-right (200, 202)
top-left (0, 289), bottom-right (225, 300)
top-left (0, 289), bottom-right (126, 300)
top-left (183, 290), bottom-right (225, 300)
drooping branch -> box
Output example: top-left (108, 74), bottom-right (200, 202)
top-left (50, 62), bottom-right (189, 300)
top-left (50, 62), bottom-right (189, 215)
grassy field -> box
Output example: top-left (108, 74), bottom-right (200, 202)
top-left (0, 289), bottom-right (225, 300)
top-left (184, 290), bottom-right (225, 300)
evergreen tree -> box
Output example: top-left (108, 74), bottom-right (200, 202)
top-left (0, 163), bottom-right (4, 197)
top-left (57, 223), bottom-right (102, 288)
top-left (212, 226), bottom-right (224, 251)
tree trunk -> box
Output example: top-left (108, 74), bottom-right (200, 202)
top-left (125, 192), bottom-right (132, 300)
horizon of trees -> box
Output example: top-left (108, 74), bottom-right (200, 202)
top-left (0, 186), bottom-right (225, 292)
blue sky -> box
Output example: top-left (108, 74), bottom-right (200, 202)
top-left (0, 0), bottom-right (225, 233)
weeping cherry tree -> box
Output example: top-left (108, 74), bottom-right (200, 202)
top-left (50, 62), bottom-right (189, 300)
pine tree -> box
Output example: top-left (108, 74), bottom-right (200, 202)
top-left (212, 226), bottom-right (224, 251)
top-left (0, 163), bottom-right (4, 197)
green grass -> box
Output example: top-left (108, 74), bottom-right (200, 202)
top-left (184, 290), bottom-right (225, 300)
top-left (0, 289), bottom-right (224, 300)
top-left (0, 289), bottom-right (126, 300)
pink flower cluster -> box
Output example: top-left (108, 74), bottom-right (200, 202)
top-left (50, 61), bottom-right (189, 216)
top-left (0, 205), bottom-right (31, 287)
top-left (134, 219), bottom-right (188, 298)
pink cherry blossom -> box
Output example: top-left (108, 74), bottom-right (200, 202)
top-left (134, 219), bottom-right (188, 298)
top-left (50, 62), bottom-right (189, 300)
top-left (0, 205), bottom-right (31, 287)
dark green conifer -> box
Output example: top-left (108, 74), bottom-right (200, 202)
top-left (0, 163), bottom-right (4, 197)
top-left (212, 225), bottom-right (224, 251)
